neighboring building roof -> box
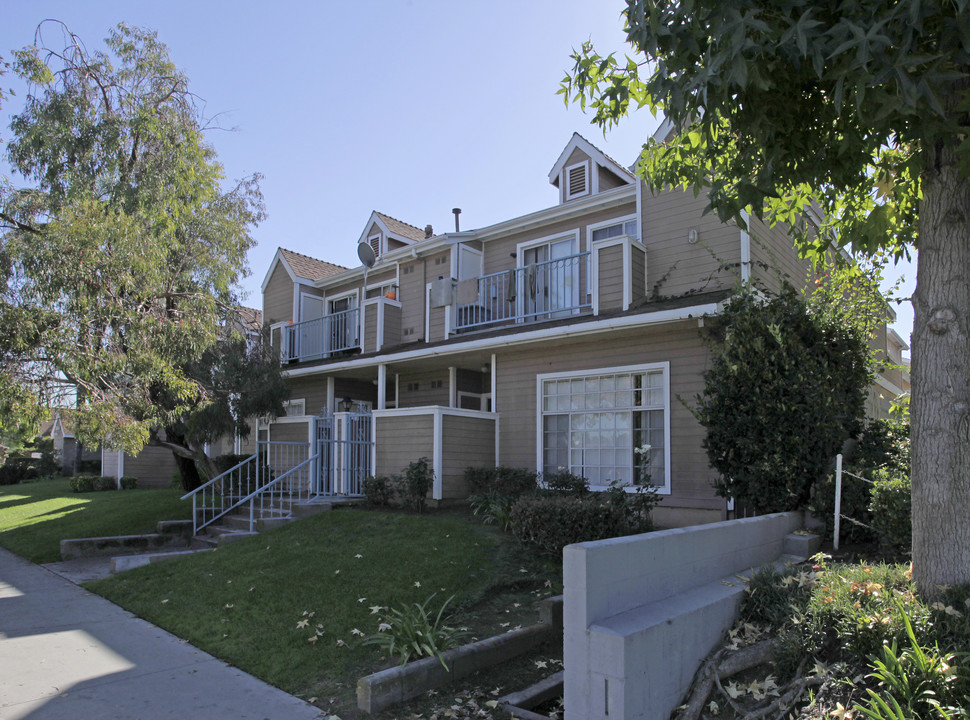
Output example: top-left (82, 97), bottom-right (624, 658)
top-left (373, 212), bottom-right (427, 243)
top-left (237, 306), bottom-right (263, 333)
top-left (37, 419), bottom-right (55, 438)
top-left (278, 248), bottom-right (346, 282)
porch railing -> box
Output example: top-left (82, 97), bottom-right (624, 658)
top-left (180, 441), bottom-right (313, 535)
top-left (283, 307), bottom-right (360, 363)
top-left (454, 251), bottom-right (590, 331)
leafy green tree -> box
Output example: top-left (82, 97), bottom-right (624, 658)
top-left (561, 0), bottom-right (970, 597)
top-left (695, 284), bottom-right (870, 514)
top-left (0, 22), bottom-right (281, 489)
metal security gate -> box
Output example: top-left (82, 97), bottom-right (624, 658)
top-left (314, 408), bottom-right (372, 496)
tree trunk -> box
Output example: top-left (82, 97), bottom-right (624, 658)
top-left (911, 133), bottom-right (970, 597)
top-left (162, 426), bottom-right (204, 492)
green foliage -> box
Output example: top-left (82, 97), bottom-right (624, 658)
top-left (541, 471), bottom-right (591, 495)
top-left (854, 602), bottom-right (969, 720)
top-left (468, 492), bottom-right (515, 532)
top-left (119, 476), bottom-right (138, 490)
top-left (362, 475), bottom-right (395, 507)
top-left (0, 464), bottom-right (25, 485)
top-left (870, 469), bottom-right (912, 557)
top-left (0, 22), bottom-right (269, 457)
top-left (695, 284), bottom-right (870, 513)
top-left (69, 474), bottom-right (98, 492)
top-left (811, 419), bottom-right (910, 543)
top-left (509, 485), bottom-right (657, 557)
top-left (464, 466), bottom-right (538, 497)
top-left (361, 593), bottom-right (469, 671)
top-left (399, 457), bottom-right (433, 513)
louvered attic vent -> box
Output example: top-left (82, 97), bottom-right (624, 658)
top-left (566, 162), bottom-right (589, 200)
top-left (369, 234), bottom-right (381, 258)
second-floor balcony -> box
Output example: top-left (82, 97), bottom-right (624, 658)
top-left (283, 307), bottom-right (360, 363)
top-left (454, 251), bottom-right (590, 332)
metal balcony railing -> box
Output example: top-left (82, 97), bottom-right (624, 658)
top-left (283, 307), bottom-right (360, 363)
top-left (454, 251), bottom-right (590, 331)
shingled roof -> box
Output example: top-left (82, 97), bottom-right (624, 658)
top-left (374, 211), bottom-right (427, 243)
top-left (236, 306), bottom-right (263, 333)
top-left (279, 248), bottom-right (346, 282)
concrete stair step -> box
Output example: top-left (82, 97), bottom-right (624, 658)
top-left (111, 548), bottom-right (211, 574)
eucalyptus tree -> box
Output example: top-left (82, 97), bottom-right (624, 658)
top-left (0, 22), bottom-right (281, 488)
top-left (561, 1), bottom-right (970, 595)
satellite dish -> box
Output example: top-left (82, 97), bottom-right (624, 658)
top-left (357, 242), bottom-right (377, 268)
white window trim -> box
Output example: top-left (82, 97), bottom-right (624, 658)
top-left (564, 160), bottom-right (591, 201)
top-left (326, 288), bottom-right (360, 313)
top-left (535, 361), bottom-right (671, 495)
top-left (299, 291), bottom-right (324, 323)
top-left (369, 233), bottom-right (383, 258)
top-left (515, 230), bottom-right (582, 321)
top-left (280, 398), bottom-right (307, 419)
top-left (586, 213), bottom-right (640, 303)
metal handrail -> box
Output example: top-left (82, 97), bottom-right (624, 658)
top-left (455, 251), bottom-right (590, 331)
top-left (180, 454), bottom-right (258, 535)
top-left (233, 454), bottom-right (317, 533)
top-left (284, 307), bottom-right (360, 362)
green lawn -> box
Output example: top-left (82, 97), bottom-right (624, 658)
top-left (86, 508), bottom-right (560, 714)
top-left (0, 477), bottom-right (190, 563)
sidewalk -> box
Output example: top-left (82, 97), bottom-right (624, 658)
top-left (0, 547), bottom-right (323, 720)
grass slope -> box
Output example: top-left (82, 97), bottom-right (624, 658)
top-left (0, 477), bottom-right (189, 563)
top-left (86, 509), bottom-right (553, 705)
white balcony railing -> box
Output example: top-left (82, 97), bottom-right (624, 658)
top-left (283, 307), bottom-right (360, 363)
top-left (454, 251), bottom-right (590, 331)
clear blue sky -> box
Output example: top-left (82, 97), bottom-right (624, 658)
top-left (0, 1), bottom-right (914, 349)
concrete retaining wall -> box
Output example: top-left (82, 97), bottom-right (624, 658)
top-left (563, 511), bottom-right (810, 720)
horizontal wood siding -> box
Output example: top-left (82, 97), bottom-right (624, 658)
top-left (493, 321), bottom-right (722, 511)
top-left (640, 186), bottom-right (741, 299)
top-left (264, 263), bottom-right (294, 325)
top-left (399, 261), bottom-right (425, 343)
top-left (598, 165), bottom-right (627, 192)
top-left (376, 415), bottom-right (434, 477)
top-left (285, 376), bottom-right (329, 416)
top-left (481, 202), bottom-right (637, 284)
top-left (123, 446), bottom-right (179, 488)
top-left (398, 369), bottom-right (450, 407)
top-left (441, 415), bottom-right (495, 499)
top-left (382, 303), bottom-right (402, 348)
top-left (363, 304), bottom-right (378, 353)
top-left (747, 214), bottom-right (814, 294)
top-left (268, 421), bottom-right (310, 444)
top-left (428, 304), bottom-right (447, 343)
top-left (597, 244), bottom-right (624, 312)
top-left (631, 245), bottom-right (646, 302)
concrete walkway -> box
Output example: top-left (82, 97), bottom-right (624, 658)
top-left (0, 547), bottom-right (323, 720)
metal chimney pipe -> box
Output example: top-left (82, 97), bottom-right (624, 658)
top-left (452, 208), bottom-right (461, 232)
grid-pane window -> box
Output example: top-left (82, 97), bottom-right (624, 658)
top-left (591, 219), bottom-right (639, 243)
top-left (541, 367), bottom-right (666, 488)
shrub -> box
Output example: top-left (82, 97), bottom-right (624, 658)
top-left (120, 476), bottom-right (138, 490)
top-left (695, 284), bottom-right (871, 514)
top-left (869, 468), bottom-right (911, 556)
top-left (510, 486), bottom-right (658, 556)
top-left (363, 475), bottom-right (395, 507)
top-left (361, 594), bottom-right (468, 670)
top-left (399, 457), bottom-right (433, 512)
top-left (0, 464), bottom-right (27, 485)
top-left (464, 466), bottom-right (538, 497)
top-left (469, 492), bottom-right (515, 532)
top-left (96, 476), bottom-right (118, 491)
top-left (213, 453), bottom-right (253, 474)
top-left (542, 471), bottom-right (590, 494)
top-left (810, 419), bottom-right (910, 544)
top-left (79, 458), bottom-right (101, 474)
top-left (69, 474), bottom-right (98, 492)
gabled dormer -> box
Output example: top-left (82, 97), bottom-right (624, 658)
top-left (548, 133), bottom-right (636, 204)
top-left (358, 211), bottom-right (428, 260)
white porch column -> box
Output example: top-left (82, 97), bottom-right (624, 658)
top-left (326, 376), bottom-right (335, 413)
top-left (448, 366), bottom-right (457, 408)
top-left (490, 353), bottom-right (497, 412)
top-left (377, 364), bottom-right (387, 410)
